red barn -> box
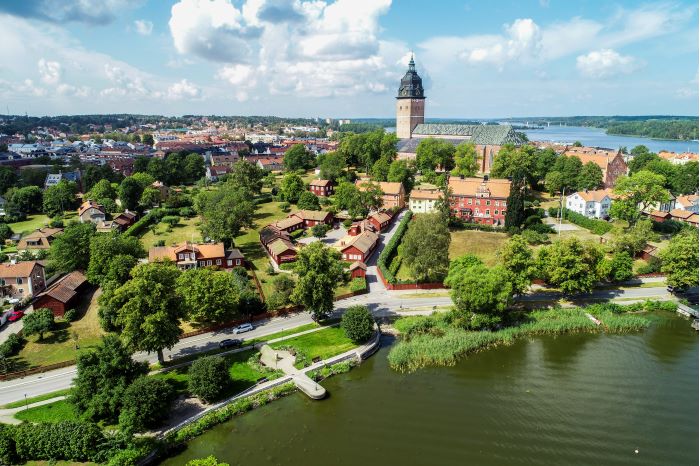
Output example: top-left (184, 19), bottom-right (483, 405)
top-left (33, 271), bottom-right (88, 317)
top-left (349, 261), bottom-right (367, 279)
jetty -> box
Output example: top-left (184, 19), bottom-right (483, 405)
top-left (260, 345), bottom-right (326, 399)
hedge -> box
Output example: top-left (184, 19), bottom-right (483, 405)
top-left (547, 207), bottom-right (613, 235)
top-left (377, 211), bottom-right (413, 284)
top-left (9, 421), bottom-right (105, 463)
top-left (123, 208), bottom-right (181, 237)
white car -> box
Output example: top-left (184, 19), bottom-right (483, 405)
top-left (233, 323), bottom-right (254, 334)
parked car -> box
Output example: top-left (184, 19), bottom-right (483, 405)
top-left (7, 310), bottom-right (24, 322)
top-left (219, 338), bottom-right (243, 349)
top-left (232, 323), bottom-right (254, 334)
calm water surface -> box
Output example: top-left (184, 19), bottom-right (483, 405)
top-left (162, 315), bottom-right (698, 466)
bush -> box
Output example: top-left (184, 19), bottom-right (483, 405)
top-left (552, 208), bottom-right (613, 235)
top-left (521, 229), bottom-right (549, 245)
top-left (280, 202), bottom-right (291, 212)
top-left (162, 215), bottom-right (181, 227)
top-left (652, 219), bottom-right (686, 234)
top-left (0, 333), bottom-right (25, 358)
top-left (525, 222), bottom-right (555, 234)
top-left (119, 376), bottom-right (175, 432)
top-left (0, 425), bottom-right (16, 465)
top-left (636, 259), bottom-right (661, 275)
top-left (341, 305), bottom-right (375, 343)
top-left (348, 277), bottom-right (367, 293)
top-left (63, 309), bottom-right (78, 322)
top-left (0, 223), bottom-right (13, 242)
top-left (188, 356), bottom-right (231, 403)
top-left (342, 218), bottom-right (353, 228)
top-left (12, 421), bottom-right (105, 462)
top-left (179, 206), bottom-right (196, 218)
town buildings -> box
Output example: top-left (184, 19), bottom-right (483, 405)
top-left (289, 210), bottom-right (334, 228)
top-left (148, 242), bottom-right (245, 270)
top-left (565, 189), bottom-right (615, 219)
top-left (355, 180), bottom-right (406, 210)
top-left (0, 261), bottom-right (46, 299)
top-left (259, 227), bottom-right (297, 264)
top-left (16, 228), bottom-right (63, 252)
top-left (78, 200), bottom-right (106, 224)
top-left (409, 189), bottom-right (442, 213)
top-left (336, 228), bottom-right (380, 262)
top-left (563, 146), bottom-right (628, 188)
top-left (309, 179), bottom-right (334, 197)
top-left (33, 271), bottom-right (88, 317)
top-left (447, 176), bottom-right (511, 226)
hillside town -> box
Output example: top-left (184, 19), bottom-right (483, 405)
top-left (0, 2), bottom-right (697, 464)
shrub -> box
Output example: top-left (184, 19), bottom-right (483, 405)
top-left (348, 277), bottom-right (367, 293)
top-left (0, 424), bottom-right (17, 465)
top-left (63, 309), bottom-right (78, 322)
top-left (154, 239), bottom-right (166, 247)
top-left (552, 208), bottom-right (613, 235)
top-left (12, 421), bottom-right (105, 462)
top-left (49, 216), bottom-right (65, 228)
top-left (652, 219), bottom-right (685, 235)
top-left (119, 376), bottom-right (175, 433)
top-left (188, 356), bottom-right (231, 403)
top-left (342, 218), bottom-right (353, 228)
top-left (521, 229), bottom-right (549, 245)
top-left (162, 215), bottom-right (181, 227)
top-left (636, 258), bottom-right (661, 275)
top-left (0, 333), bottom-right (25, 358)
top-left (341, 305), bottom-right (375, 343)
top-left (22, 308), bottom-right (55, 340)
top-left (179, 206), bottom-right (196, 218)
top-left (525, 222), bottom-right (555, 234)
top-left (280, 202), bottom-right (291, 212)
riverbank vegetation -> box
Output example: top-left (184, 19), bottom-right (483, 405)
top-left (388, 301), bottom-right (673, 373)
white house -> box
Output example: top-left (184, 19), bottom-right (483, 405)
top-left (565, 189), bottom-right (615, 219)
top-left (675, 195), bottom-right (699, 214)
top-left (408, 189), bottom-right (442, 213)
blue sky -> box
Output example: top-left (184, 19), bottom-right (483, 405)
top-left (0, 0), bottom-right (697, 118)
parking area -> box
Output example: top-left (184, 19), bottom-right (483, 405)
top-left (296, 225), bottom-right (348, 246)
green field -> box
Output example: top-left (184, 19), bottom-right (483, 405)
top-left (448, 229), bottom-right (509, 266)
top-left (2, 389), bottom-right (72, 409)
top-left (14, 399), bottom-right (76, 423)
top-left (12, 288), bottom-right (105, 369)
top-left (139, 215), bottom-right (202, 248)
top-left (8, 214), bottom-right (51, 236)
top-left (271, 326), bottom-right (356, 369)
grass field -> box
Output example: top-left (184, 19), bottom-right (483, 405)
top-left (14, 399), bottom-right (75, 423)
top-left (271, 326), bottom-right (356, 368)
top-left (448, 229), bottom-right (509, 266)
top-left (234, 201), bottom-right (290, 299)
top-left (12, 288), bottom-right (105, 369)
top-left (8, 214), bottom-right (51, 236)
top-left (139, 216), bottom-right (202, 248)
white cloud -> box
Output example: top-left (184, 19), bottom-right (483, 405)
top-left (133, 19), bottom-right (153, 35)
top-left (576, 49), bottom-right (637, 78)
top-left (167, 79), bottom-right (202, 99)
top-left (169, 0), bottom-right (260, 63)
top-left (38, 58), bottom-right (62, 84)
top-left (0, 0), bottom-right (141, 25)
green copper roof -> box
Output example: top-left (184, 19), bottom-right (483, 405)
top-left (411, 124), bottom-right (525, 145)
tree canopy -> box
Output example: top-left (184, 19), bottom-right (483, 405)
top-left (283, 144), bottom-right (316, 171)
top-left (42, 180), bottom-right (78, 217)
top-left (291, 242), bottom-right (345, 319)
top-left (415, 138), bottom-right (455, 173)
top-left (660, 230), bottom-right (699, 289)
top-left (535, 237), bottom-right (604, 294)
top-left (22, 308), bottom-right (54, 340)
top-left (50, 222), bottom-right (96, 273)
top-left (196, 184), bottom-right (255, 246)
top-left (176, 268), bottom-right (243, 324)
top-left (610, 170), bottom-right (669, 225)
top-left (400, 213), bottom-right (451, 282)
top-left (279, 173), bottom-right (305, 203)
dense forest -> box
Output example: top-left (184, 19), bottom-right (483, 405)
top-left (605, 120), bottom-right (698, 140)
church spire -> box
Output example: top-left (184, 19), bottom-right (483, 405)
top-left (397, 53), bottom-right (424, 99)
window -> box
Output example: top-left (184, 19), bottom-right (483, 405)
top-left (502, 202), bottom-right (507, 207)
top-left (0, 279), bottom-right (4, 286)
top-left (468, 199), bottom-right (473, 205)
top-left (16, 278), bottom-right (23, 285)
top-left (236, 259), bottom-right (241, 265)
top-left (476, 199), bottom-right (481, 205)
top-left (216, 259), bottom-right (222, 265)
top-left (495, 210), bottom-right (499, 215)
top-left (18, 289), bottom-right (23, 294)
top-left (485, 209), bottom-right (490, 215)
top-left (495, 201), bottom-right (500, 207)
top-left (486, 200), bottom-right (491, 206)
top-left (207, 260), bottom-right (212, 266)
top-left (200, 261), bottom-right (205, 266)
top-left (227, 260), bottom-right (232, 266)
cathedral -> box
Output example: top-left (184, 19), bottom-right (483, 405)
top-left (395, 56), bottom-right (524, 173)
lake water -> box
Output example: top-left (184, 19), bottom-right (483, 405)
top-left (386, 125), bottom-right (698, 153)
top-left (162, 314), bottom-right (698, 466)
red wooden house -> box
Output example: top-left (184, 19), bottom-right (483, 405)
top-left (309, 179), bottom-right (334, 196)
top-left (368, 211), bottom-right (392, 232)
top-left (33, 271), bottom-right (88, 317)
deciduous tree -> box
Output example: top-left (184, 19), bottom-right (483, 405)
top-left (176, 268), bottom-right (242, 324)
top-left (297, 191), bottom-right (320, 210)
top-left (279, 173), bottom-right (305, 203)
top-left (196, 185), bottom-right (255, 246)
top-left (341, 305), bottom-right (374, 343)
top-left (401, 213), bottom-right (451, 282)
top-left (22, 308), bottom-right (54, 340)
top-left (415, 138), bottom-right (455, 172)
top-left (499, 235), bottom-right (535, 294)
top-left (291, 242), bottom-right (345, 319)
top-left (450, 142), bottom-right (480, 178)
top-left (610, 170), bottom-right (669, 225)
top-left (283, 144), bottom-right (315, 171)
top-left (660, 230), bottom-right (699, 289)
top-left (50, 222), bottom-right (96, 273)
top-left (535, 237), bottom-right (604, 294)
top-left (188, 356), bottom-right (231, 402)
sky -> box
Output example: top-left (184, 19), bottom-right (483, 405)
top-left (0, 0), bottom-right (697, 118)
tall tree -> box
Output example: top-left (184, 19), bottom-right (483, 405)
top-left (499, 235), bottom-right (535, 294)
top-left (196, 185), bottom-right (255, 246)
top-left (387, 159), bottom-right (416, 193)
top-left (535, 237), bottom-right (604, 294)
top-left (415, 138), bottom-right (456, 173)
top-left (22, 308), bottom-right (54, 340)
top-left (228, 160), bottom-right (265, 194)
top-left (183, 152), bottom-right (205, 183)
top-left (110, 262), bottom-right (185, 363)
top-left (660, 230), bottom-right (699, 289)
top-left (0, 167), bottom-right (18, 195)
top-left (70, 335), bottom-right (148, 423)
top-left (297, 191), bottom-right (321, 210)
top-left (504, 181), bottom-right (526, 229)
top-left (279, 173), bottom-right (305, 203)
top-left (118, 177), bottom-right (145, 211)
top-left (119, 376), bottom-right (174, 433)
top-left (401, 213), bottom-right (451, 282)
top-left (86, 179), bottom-right (117, 202)
top-left (50, 222), bottom-right (96, 273)
top-left (371, 157), bottom-right (391, 181)
top-left (176, 268), bottom-right (243, 324)
top-left (291, 242), bottom-right (345, 320)
top-left (577, 162), bottom-right (604, 190)
top-left (451, 142), bottom-right (480, 178)
top-left (42, 180), bottom-right (78, 217)
top-left (610, 170), bottom-right (669, 226)
top-left (317, 151), bottom-right (346, 182)
top-left (283, 144), bottom-right (315, 171)
top-left (87, 233), bottom-right (145, 286)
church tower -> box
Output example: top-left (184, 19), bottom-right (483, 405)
top-left (395, 55), bottom-right (425, 139)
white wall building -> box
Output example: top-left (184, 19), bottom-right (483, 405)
top-left (408, 189), bottom-right (441, 213)
top-left (565, 189), bottom-right (615, 219)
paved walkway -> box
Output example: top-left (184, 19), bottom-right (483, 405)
top-left (0, 395), bottom-right (67, 425)
top-left (260, 345), bottom-right (325, 399)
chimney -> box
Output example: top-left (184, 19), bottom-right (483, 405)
top-left (483, 175), bottom-right (489, 182)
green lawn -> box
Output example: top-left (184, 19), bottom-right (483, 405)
top-left (2, 389), bottom-right (72, 409)
top-left (271, 326), bottom-right (356, 368)
top-left (11, 288), bottom-right (105, 370)
top-left (14, 399), bottom-right (75, 423)
top-left (155, 349), bottom-right (281, 397)
top-left (8, 214), bottom-right (51, 236)
top-left (139, 216), bottom-right (202, 248)
top-left (448, 229), bottom-right (510, 266)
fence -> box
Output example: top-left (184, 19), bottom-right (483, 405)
top-left (0, 359), bottom-right (75, 381)
top-left (375, 265), bottom-right (446, 290)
